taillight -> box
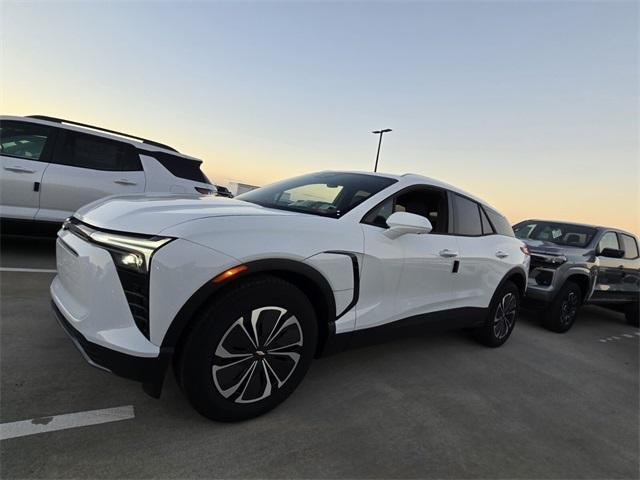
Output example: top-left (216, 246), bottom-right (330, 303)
top-left (195, 187), bottom-right (215, 195)
top-left (520, 246), bottom-right (530, 255)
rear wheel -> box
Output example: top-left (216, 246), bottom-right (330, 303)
top-left (543, 281), bottom-right (582, 333)
top-left (177, 275), bottom-right (318, 422)
top-left (474, 281), bottom-right (519, 347)
top-left (626, 303), bottom-right (639, 327)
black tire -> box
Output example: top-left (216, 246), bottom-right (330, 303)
top-left (474, 280), bottom-right (520, 347)
top-left (543, 281), bottom-right (582, 333)
top-left (177, 274), bottom-right (318, 422)
top-left (626, 303), bottom-right (639, 327)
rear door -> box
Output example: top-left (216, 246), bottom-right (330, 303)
top-left (617, 233), bottom-right (640, 302)
top-left (450, 194), bottom-right (516, 310)
top-left (592, 231), bottom-right (626, 302)
top-left (0, 120), bottom-right (56, 220)
top-left (36, 130), bottom-right (145, 222)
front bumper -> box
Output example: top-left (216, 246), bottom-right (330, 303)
top-left (52, 300), bottom-right (169, 397)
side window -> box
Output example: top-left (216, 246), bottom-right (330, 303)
top-left (0, 121), bottom-right (52, 161)
top-left (621, 234), bottom-right (639, 259)
top-left (363, 197), bottom-right (394, 228)
top-left (453, 194), bottom-right (482, 236)
top-left (363, 187), bottom-right (448, 233)
top-left (484, 207), bottom-right (515, 237)
top-left (598, 232), bottom-right (620, 252)
top-left (54, 131), bottom-right (141, 171)
top-left (479, 206), bottom-right (494, 235)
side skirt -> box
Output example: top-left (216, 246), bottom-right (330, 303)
top-left (320, 307), bottom-right (487, 356)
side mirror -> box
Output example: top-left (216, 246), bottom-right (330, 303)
top-left (384, 212), bottom-right (432, 239)
top-left (599, 248), bottom-right (625, 259)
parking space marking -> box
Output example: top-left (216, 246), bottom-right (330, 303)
top-left (0, 405), bottom-right (134, 441)
top-left (598, 331), bottom-right (640, 343)
top-left (0, 267), bottom-right (56, 273)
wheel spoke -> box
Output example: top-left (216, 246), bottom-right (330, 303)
top-left (237, 360), bottom-right (272, 403)
top-left (213, 360), bottom-right (257, 399)
top-left (250, 306), bottom-right (287, 346)
top-left (265, 315), bottom-right (300, 348)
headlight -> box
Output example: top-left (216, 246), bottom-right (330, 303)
top-left (531, 252), bottom-right (567, 266)
top-left (89, 231), bottom-right (173, 274)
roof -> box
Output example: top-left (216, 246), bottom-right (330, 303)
top-left (1, 115), bottom-right (200, 160)
top-left (320, 170), bottom-right (501, 213)
top-left (515, 219), bottom-right (637, 237)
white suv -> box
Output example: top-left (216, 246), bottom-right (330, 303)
top-left (0, 115), bottom-right (221, 225)
top-left (51, 171), bottom-right (530, 421)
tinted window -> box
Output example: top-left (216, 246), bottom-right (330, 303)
top-left (239, 172), bottom-right (396, 218)
top-left (363, 187), bottom-right (448, 233)
top-left (56, 131), bottom-right (141, 171)
top-left (515, 221), bottom-right (597, 247)
top-left (484, 207), bottom-right (514, 237)
top-left (620, 234), bottom-right (639, 259)
top-left (599, 231), bottom-right (620, 251)
top-left (145, 151), bottom-right (209, 183)
top-left (479, 206), bottom-right (494, 235)
top-left (453, 194), bottom-right (483, 236)
top-left (0, 121), bottom-right (51, 161)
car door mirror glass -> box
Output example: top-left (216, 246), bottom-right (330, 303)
top-left (384, 212), bottom-right (432, 239)
top-left (599, 248), bottom-right (625, 258)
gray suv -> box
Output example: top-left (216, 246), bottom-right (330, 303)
top-left (514, 220), bottom-right (639, 332)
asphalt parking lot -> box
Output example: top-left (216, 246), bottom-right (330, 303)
top-left (1, 235), bottom-right (638, 479)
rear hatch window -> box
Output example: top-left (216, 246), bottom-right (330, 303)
top-left (142, 150), bottom-right (210, 183)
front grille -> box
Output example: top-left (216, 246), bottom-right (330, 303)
top-left (113, 262), bottom-right (151, 338)
top-left (530, 255), bottom-right (549, 270)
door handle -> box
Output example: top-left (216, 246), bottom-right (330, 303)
top-left (495, 251), bottom-right (509, 259)
top-left (4, 166), bottom-right (36, 173)
top-left (114, 179), bottom-right (138, 186)
top-left (439, 249), bottom-right (459, 258)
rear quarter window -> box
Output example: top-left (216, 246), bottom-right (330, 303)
top-left (484, 207), bottom-right (515, 237)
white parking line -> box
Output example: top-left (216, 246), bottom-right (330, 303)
top-left (0, 405), bottom-right (134, 441)
top-left (0, 267), bottom-right (56, 273)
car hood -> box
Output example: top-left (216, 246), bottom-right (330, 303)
top-left (521, 238), bottom-right (588, 256)
top-left (75, 194), bottom-right (298, 235)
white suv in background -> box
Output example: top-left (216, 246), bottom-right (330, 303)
top-left (51, 171), bottom-right (530, 421)
top-left (0, 115), bottom-right (222, 226)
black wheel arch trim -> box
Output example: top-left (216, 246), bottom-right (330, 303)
top-left (160, 257), bottom-right (338, 353)
top-left (498, 266), bottom-right (527, 298)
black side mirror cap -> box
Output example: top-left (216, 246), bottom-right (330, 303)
top-left (599, 248), bottom-right (625, 258)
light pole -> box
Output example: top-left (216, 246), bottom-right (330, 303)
top-left (372, 129), bottom-right (392, 172)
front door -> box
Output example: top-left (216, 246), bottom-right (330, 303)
top-left (358, 186), bottom-right (457, 330)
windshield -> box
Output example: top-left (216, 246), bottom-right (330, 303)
top-left (514, 221), bottom-right (597, 247)
top-left (237, 172), bottom-right (397, 218)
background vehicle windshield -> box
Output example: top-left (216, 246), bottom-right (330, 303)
top-left (238, 172), bottom-right (396, 218)
top-left (514, 221), bottom-right (597, 247)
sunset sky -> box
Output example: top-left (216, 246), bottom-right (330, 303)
top-left (2, 1), bottom-right (638, 234)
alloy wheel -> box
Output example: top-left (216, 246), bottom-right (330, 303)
top-left (560, 292), bottom-right (579, 327)
top-left (212, 306), bottom-right (303, 404)
top-left (493, 292), bottom-right (517, 339)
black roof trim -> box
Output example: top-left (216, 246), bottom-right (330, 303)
top-left (28, 115), bottom-right (178, 152)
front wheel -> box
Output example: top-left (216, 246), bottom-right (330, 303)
top-left (474, 281), bottom-right (520, 347)
top-left (177, 275), bottom-right (318, 422)
top-left (543, 281), bottom-right (582, 333)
